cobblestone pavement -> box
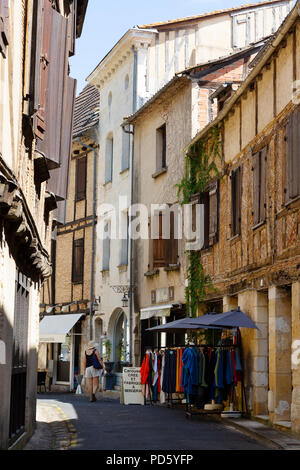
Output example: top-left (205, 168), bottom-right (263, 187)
top-left (24, 393), bottom-right (271, 451)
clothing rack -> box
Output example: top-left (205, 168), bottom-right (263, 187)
top-left (159, 343), bottom-right (247, 419)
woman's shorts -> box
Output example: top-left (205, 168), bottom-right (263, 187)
top-left (85, 366), bottom-right (102, 378)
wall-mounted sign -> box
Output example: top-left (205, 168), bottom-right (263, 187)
top-left (121, 367), bottom-right (144, 406)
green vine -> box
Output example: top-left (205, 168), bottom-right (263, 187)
top-left (176, 125), bottom-right (222, 317)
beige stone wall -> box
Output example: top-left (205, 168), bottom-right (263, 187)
top-left (133, 81), bottom-right (192, 319)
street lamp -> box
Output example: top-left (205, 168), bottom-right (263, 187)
top-left (121, 293), bottom-right (129, 308)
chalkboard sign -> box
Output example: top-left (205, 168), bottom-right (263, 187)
top-left (121, 367), bottom-right (144, 405)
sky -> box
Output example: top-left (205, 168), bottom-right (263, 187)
top-left (69, 0), bottom-right (270, 95)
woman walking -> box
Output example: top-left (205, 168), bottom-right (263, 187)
top-left (84, 342), bottom-right (105, 402)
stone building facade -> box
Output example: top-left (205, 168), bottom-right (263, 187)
top-left (86, 0), bottom-right (289, 375)
top-left (123, 42), bottom-right (264, 364)
top-left (39, 84), bottom-right (100, 392)
top-left (186, 1), bottom-right (300, 432)
top-left (0, 0), bottom-right (88, 449)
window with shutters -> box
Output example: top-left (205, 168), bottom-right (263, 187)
top-left (152, 211), bottom-right (178, 268)
top-left (34, 0), bottom-right (53, 140)
top-left (121, 131), bottom-right (130, 172)
top-left (156, 124), bottom-right (167, 171)
top-left (285, 109), bottom-right (300, 203)
top-left (72, 238), bottom-right (84, 283)
top-left (105, 136), bottom-right (113, 184)
top-left (231, 166), bottom-right (243, 237)
top-left (75, 157), bottom-right (87, 201)
top-left (0, 0), bottom-right (9, 58)
top-left (252, 147), bottom-right (267, 226)
top-left (102, 222), bottom-right (111, 271)
top-left (197, 181), bottom-right (219, 250)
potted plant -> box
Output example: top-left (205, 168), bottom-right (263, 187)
top-left (117, 340), bottom-right (130, 371)
top-left (103, 339), bottom-right (114, 373)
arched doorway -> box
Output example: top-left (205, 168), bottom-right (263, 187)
top-left (114, 310), bottom-right (128, 372)
top-left (108, 308), bottom-right (129, 373)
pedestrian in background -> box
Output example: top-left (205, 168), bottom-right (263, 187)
top-left (84, 342), bottom-right (105, 402)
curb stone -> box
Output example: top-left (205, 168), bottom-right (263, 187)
top-left (213, 416), bottom-right (300, 450)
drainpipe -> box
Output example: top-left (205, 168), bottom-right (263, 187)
top-left (121, 45), bottom-right (138, 365)
top-left (76, 138), bottom-right (98, 341)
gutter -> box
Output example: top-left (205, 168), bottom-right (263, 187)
top-left (186, 0), bottom-right (300, 150)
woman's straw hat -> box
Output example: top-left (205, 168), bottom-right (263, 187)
top-left (87, 341), bottom-right (97, 349)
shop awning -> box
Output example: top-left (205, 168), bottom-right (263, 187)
top-left (146, 317), bottom-right (222, 332)
top-left (146, 308), bottom-right (258, 331)
top-left (39, 314), bottom-right (83, 343)
top-left (187, 308), bottom-right (259, 330)
top-left (140, 304), bottom-right (173, 321)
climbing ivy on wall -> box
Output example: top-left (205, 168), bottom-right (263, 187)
top-left (176, 125), bottom-right (222, 317)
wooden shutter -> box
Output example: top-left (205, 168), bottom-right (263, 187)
top-left (47, 76), bottom-right (76, 200)
top-left (121, 130), bottom-right (130, 172)
top-left (208, 181), bottom-right (219, 246)
top-left (200, 192), bottom-right (209, 248)
top-left (102, 224), bottom-right (111, 270)
top-left (120, 214), bottom-right (129, 266)
top-left (68, 0), bottom-right (77, 57)
top-left (36, 6), bottom-right (69, 168)
top-left (105, 138), bottom-right (113, 183)
top-left (34, 0), bottom-right (52, 139)
top-left (153, 213), bottom-right (167, 267)
top-left (72, 238), bottom-right (84, 282)
top-left (167, 211), bottom-right (178, 265)
top-left (252, 152), bottom-right (260, 226)
top-left (286, 110), bottom-right (300, 202)
top-left (0, 0), bottom-right (9, 57)
top-left (75, 156), bottom-right (87, 201)
top-left (260, 146), bottom-right (267, 222)
top-left (232, 166), bottom-right (242, 236)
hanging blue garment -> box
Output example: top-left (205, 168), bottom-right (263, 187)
top-left (235, 347), bottom-right (243, 372)
top-left (225, 350), bottom-right (234, 385)
top-left (181, 347), bottom-right (198, 397)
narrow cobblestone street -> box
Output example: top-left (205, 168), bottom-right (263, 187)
top-left (24, 393), bottom-right (272, 451)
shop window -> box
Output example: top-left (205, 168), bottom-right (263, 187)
top-left (252, 147), bottom-right (267, 226)
top-left (72, 238), bottom-right (84, 283)
top-left (75, 156), bottom-right (87, 201)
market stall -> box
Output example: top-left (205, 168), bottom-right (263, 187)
top-left (141, 308), bottom-right (258, 418)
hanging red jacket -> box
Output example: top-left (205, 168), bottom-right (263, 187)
top-left (141, 353), bottom-right (150, 385)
